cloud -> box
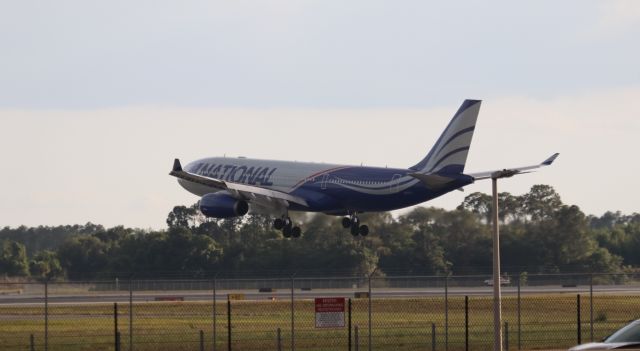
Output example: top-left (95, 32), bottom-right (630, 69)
top-left (597, 0), bottom-right (640, 34)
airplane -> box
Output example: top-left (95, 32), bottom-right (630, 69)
top-left (170, 99), bottom-right (558, 238)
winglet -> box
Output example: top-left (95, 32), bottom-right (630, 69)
top-left (541, 153), bottom-right (559, 166)
top-left (172, 158), bottom-right (183, 172)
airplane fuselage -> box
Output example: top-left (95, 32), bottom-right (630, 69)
top-left (179, 157), bottom-right (474, 215)
top-left (171, 100), bottom-right (557, 237)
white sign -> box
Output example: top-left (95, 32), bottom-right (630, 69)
top-left (315, 297), bottom-right (345, 328)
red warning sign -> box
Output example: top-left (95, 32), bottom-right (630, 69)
top-left (315, 297), bottom-right (345, 328)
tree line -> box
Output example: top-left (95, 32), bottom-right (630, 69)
top-left (1, 185), bottom-right (639, 281)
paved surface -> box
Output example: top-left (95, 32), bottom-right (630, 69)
top-left (1, 285), bottom-right (639, 305)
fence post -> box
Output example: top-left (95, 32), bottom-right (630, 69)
top-left (348, 298), bottom-right (352, 351)
top-left (277, 328), bottom-right (282, 351)
top-left (30, 333), bottom-right (35, 351)
top-left (355, 325), bottom-right (359, 351)
top-left (114, 302), bottom-right (119, 351)
top-left (577, 294), bottom-right (582, 345)
top-left (368, 272), bottom-right (373, 351)
top-left (213, 278), bottom-right (217, 351)
top-left (517, 274), bottom-right (521, 350)
top-left (129, 278), bottom-right (133, 351)
top-left (200, 330), bottom-right (205, 351)
top-left (44, 280), bottom-right (48, 351)
top-left (464, 295), bottom-right (469, 351)
top-left (431, 323), bottom-right (436, 351)
top-left (116, 332), bottom-right (121, 351)
top-left (445, 276), bottom-right (449, 351)
top-left (590, 274), bottom-right (594, 342)
top-left (291, 274), bottom-right (296, 351)
top-left (504, 321), bottom-right (509, 351)
top-left (227, 298), bottom-right (232, 351)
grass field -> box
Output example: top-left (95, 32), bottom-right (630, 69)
top-left (1, 293), bottom-right (640, 351)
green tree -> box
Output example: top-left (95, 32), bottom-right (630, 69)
top-left (435, 209), bottom-right (492, 273)
top-left (29, 251), bottom-right (63, 280)
top-left (523, 184), bottom-right (562, 221)
top-left (166, 204), bottom-right (200, 229)
top-left (582, 247), bottom-right (623, 273)
top-left (498, 192), bottom-right (525, 223)
top-left (6, 183), bottom-right (622, 279)
top-left (458, 192), bottom-right (492, 223)
top-left (0, 240), bottom-right (30, 277)
top-left (57, 236), bottom-right (109, 279)
top-left (411, 225), bottom-right (450, 274)
top-left (0, 223), bottom-right (104, 257)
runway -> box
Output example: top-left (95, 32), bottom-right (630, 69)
top-left (1, 285), bottom-right (639, 305)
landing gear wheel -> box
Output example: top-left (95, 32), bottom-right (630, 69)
top-left (273, 218), bottom-right (284, 230)
top-left (283, 225), bottom-right (292, 238)
top-left (341, 217), bottom-right (351, 229)
top-left (359, 225), bottom-right (369, 236)
top-left (291, 227), bottom-right (301, 238)
top-left (350, 224), bottom-right (360, 236)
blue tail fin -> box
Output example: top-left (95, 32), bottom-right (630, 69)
top-left (410, 99), bottom-right (481, 174)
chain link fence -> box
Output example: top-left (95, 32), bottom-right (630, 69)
top-left (1, 273), bottom-right (640, 351)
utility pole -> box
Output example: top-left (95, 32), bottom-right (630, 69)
top-left (482, 153), bottom-right (559, 350)
top-left (490, 168), bottom-right (521, 351)
top-left (492, 177), bottom-right (503, 351)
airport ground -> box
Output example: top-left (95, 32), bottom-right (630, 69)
top-left (1, 284), bottom-right (640, 305)
top-left (2, 283), bottom-right (640, 351)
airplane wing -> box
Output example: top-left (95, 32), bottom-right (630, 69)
top-left (466, 153), bottom-right (559, 180)
top-left (169, 159), bottom-right (309, 207)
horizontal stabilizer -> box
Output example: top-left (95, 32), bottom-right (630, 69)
top-left (408, 173), bottom-right (457, 190)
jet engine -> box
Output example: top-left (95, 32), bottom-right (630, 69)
top-left (199, 192), bottom-right (249, 218)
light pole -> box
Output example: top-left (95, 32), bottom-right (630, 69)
top-left (492, 176), bottom-right (503, 351)
top-left (470, 153), bottom-right (558, 351)
top-left (490, 169), bottom-right (518, 351)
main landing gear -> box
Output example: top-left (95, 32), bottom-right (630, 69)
top-left (273, 213), bottom-right (369, 238)
top-left (342, 214), bottom-right (369, 236)
top-left (273, 216), bottom-right (302, 238)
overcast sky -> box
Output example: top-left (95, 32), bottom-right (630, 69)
top-left (1, 1), bottom-right (639, 229)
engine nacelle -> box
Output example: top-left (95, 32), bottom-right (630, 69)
top-left (199, 192), bottom-right (249, 218)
